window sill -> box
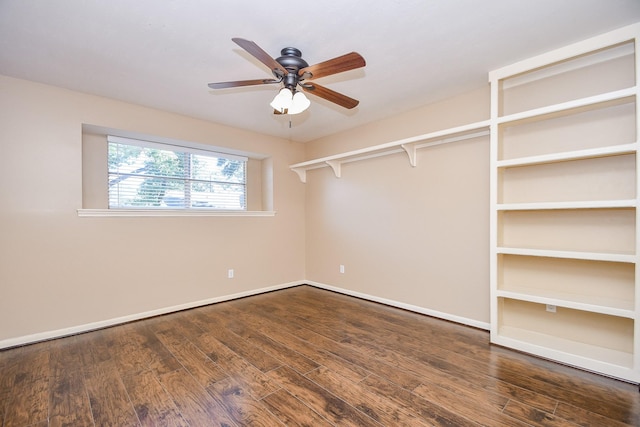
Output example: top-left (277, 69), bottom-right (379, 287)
top-left (77, 209), bottom-right (276, 217)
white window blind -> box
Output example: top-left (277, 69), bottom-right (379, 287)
top-left (107, 136), bottom-right (247, 210)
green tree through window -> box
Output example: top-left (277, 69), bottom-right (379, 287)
top-left (108, 137), bottom-right (246, 210)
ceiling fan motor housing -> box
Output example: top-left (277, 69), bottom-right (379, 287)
top-left (276, 47), bottom-right (308, 89)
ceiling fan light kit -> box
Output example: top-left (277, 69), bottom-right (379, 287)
top-left (269, 87), bottom-right (310, 115)
top-left (208, 38), bottom-right (365, 115)
top-left (289, 91), bottom-right (311, 114)
top-left (270, 88), bottom-right (293, 111)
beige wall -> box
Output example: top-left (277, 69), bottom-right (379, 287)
top-left (0, 73), bottom-right (492, 344)
top-left (305, 88), bottom-right (490, 159)
top-left (303, 87), bottom-right (492, 324)
top-left (0, 75), bottom-right (306, 344)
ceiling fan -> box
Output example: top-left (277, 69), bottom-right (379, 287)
top-left (208, 38), bottom-right (366, 115)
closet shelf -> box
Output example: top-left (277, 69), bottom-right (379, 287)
top-left (496, 200), bottom-right (637, 211)
top-left (496, 88), bottom-right (636, 125)
top-left (496, 289), bottom-right (635, 318)
top-left (497, 142), bottom-right (638, 168)
top-left (496, 247), bottom-right (637, 263)
top-left (290, 120), bottom-right (490, 182)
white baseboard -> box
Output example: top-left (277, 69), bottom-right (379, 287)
top-left (306, 281), bottom-right (491, 331)
top-left (0, 280), bottom-right (304, 349)
top-left (1, 279), bottom-right (489, 349)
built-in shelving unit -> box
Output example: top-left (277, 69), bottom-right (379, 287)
top-left (290, 21), bottom-right (640, 384)
top-left (289, 121), bottom-right (489, 182)
top-left (489, 23), bottom-right (639, 382)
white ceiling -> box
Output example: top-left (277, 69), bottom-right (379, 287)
top-left (1, 1), bottom-right (640, 143)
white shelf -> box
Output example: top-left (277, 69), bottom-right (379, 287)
top-left (495, 327), bottom-right (635, 372)
top-left (489, 23), bottom-right (640, 81)
top-left (290, 120), bottom-right (490, 182)
top-left (496, 88), bottom-right (636, 125)
top-left (496, 247), bottom-right (637, 264)
top-left (497, 143), bottom-right (638, 168)
top-left (496, 288), bottom-right (634, 318)
top-left (500, 42), bottom-right (634, 91)
top-left (490, 23), bottom-right (639, 384)
top-left (497, 199), bottom-right (637, 211)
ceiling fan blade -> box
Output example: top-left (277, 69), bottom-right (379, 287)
top-left (208, 79), bottom-right (280, 89)
top-left (232, 38), bottom-right (288, 76)
top-left (299, 52), bottom-right (365, 80)
top-left (301, 83), bottom-right (359, 109)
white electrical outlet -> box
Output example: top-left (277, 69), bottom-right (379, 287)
top-left (228, 269), bottom-right (234, 279)
top-left (546, 304), bottom-right (556, 313)
top-left (339, 265), bottom-right (345, 274)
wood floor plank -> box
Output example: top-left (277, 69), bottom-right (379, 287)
top-left (412, 382), bottom-right (528, 427)
top-left (115, 323), bottom-right (182, 376)
top-left (121, 369), bottom-right (188, 427)
top-left (320, 316), bottom-right (500, 389)
top-left (293, 326), bottom-right (422, 391)
top-left (489, 377), bottom-right (559, 414)
top-left (214, 306), bottom-right (320, 374)
top-left (261, 388), bottom-right (334, 427)
top-left (360, 373), bottom-right (481, 427)
top-left (224, 302), bottom-right (371, 382)
top-left (268, 329), bottom-right (371, 383)
top-left (192, 309), bottom-right (283, 373)
top-left (275, 291), bottom-right (499, 382)
top-left (306, 366), bottom-right (430, 426)
top-left (4, 375), bottom-right (49, 427)
top-left (78, 329), bottom-right (117, 374)
top-left (0, 396), bottom-right (5, 427)
top-left (207, 376), bottom-right (286, 426)
top-left (554, 401), bottom-right (638, 427)
top-left (267, 365), bottom-right (381, 426)
top-left (108, 324), bottom-right (155, 377)
top-left (124, 321), bottom-right (192, 377)
top-left (327, 327), bottom-right (515, 414)
top-left (285, 290), bottom-right (497, 373)
top-left (155, 328), bottom-right (228, 389)
top-left (84, 361), bottom-right (140, 426)
top-left (157, 367), bottom-right (238, 426)
top-left (2, 350), bottom-right (50, 427)
top-left (502, 400), bottom-right (579, 427)
top-left (145, 312), bottom-right (204, 343)
top-left (286, 290), bottom-right (500, 373)
top-left (48, 335), bottom-right (88, 380)
top-left (0, 352), bottom-right (17, 424)
top-left (190, 331), bottom-right (281, 400)
top-left (487, 360), bottom-right (640, 425)
top-left (48, 372), bottom-right (94, 427)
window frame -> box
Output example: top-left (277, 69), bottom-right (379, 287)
top-left (106, 135), bottom-right (248, 211)
top-left (78, 127), bottom-right (275, 217)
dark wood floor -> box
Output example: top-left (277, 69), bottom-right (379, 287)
top-left (1, 285), bottom-right (638, 426)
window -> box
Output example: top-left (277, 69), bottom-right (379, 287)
top-left (107, 136), bottom-right (247, 210)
